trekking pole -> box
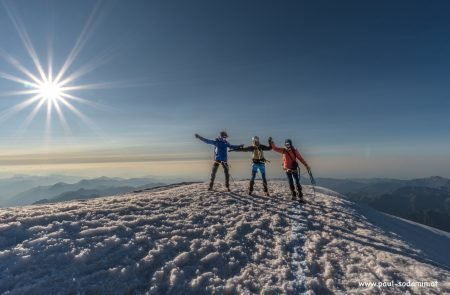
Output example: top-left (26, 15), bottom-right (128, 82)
top-left (224, 162), bottom-right (238, 188)
top-left (298, 166), bottom-right (302, 195)
top-left (298, 166), bottom-right (315, 197)
top-left (230, 173), bottom-right (237, 187)
top-left (307, 168), bottom-right (316, 198)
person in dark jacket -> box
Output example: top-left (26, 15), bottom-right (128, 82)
top-left (269, 137), bottom-right (311, 201)
top-left (231, 136), bottom-right (272, 196)
top-left (195, 131), bottom-right (243, 191)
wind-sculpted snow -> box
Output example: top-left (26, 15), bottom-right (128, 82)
top-left (289, 201), bottom-right (308, 293)
top-left (0, 181), bottom-right (449, 294)
top-left (0, 182), bottom-right (306, 294)
top-left (301, 187), bottom-right (450, 294)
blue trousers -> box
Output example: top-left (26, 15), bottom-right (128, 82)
top-left (249, 163), bottom-right (268, 193)
top-left (251, 163), bottom-right (267, 183)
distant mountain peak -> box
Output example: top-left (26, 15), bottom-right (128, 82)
top-left (2, 176), bottom-right (162, 207)
top-left (427, 176), bottom-right (446, 181)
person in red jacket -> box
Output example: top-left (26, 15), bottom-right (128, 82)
top-left (269, 137), bottom-right (311, 201)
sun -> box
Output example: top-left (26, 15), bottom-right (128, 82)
top-left (1, 1), bottom-right (143, 134)
top-left (38, 81), bottom-right (63, 103)
top-left (0, 1), bottom-right (109, 133)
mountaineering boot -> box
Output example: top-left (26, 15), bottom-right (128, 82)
top-left (290, 184), bottom-right (296, 200)
top-left (291, 191), bottom-right (297, 200)
top-left (296, 185), bottom-right (304, 203)
top-left (297, 185), bottom-right (303, 198)
top-left (291, 189), bottom-right (297, 200)
top-left (248, 180), bottom-right (254, 195)
top-left (263, 182), bottom-right (269, 196)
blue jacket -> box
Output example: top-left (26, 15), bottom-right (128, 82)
top-left (198, 136), bottom-right (242, 162)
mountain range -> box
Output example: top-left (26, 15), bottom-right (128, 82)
top-left (316, 176), bottom-right (450, 232)
top-left (0, 174), bottom-right (82, 204)
top-left (1, 176), bottom-right (165, 207)
top-left (32, 187), bottom-right (138, 205)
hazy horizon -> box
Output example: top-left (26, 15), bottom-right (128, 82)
top-left (0, 154), bottom-right (448, 181)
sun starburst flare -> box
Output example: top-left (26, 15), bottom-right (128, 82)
top-left (0, 0), bottom-right (114, 134)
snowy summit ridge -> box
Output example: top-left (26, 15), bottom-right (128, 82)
top-left (0, 181), bottom-right (449, 294)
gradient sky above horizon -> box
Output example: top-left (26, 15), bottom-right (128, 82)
top-left (0, 0), bottom-right (449, 179)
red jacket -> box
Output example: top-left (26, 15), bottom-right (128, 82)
top-left (271, 142), bottom-right (309, 170)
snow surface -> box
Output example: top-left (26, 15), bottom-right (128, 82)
top-left (0, 181), bottom-right (449, 294)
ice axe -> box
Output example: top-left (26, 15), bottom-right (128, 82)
top-left (307, 167), bottom-right (316, 197)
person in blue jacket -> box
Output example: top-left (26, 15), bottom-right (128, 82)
top-left (195, 131), bottom-right (243, 191)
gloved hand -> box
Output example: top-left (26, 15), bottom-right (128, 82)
top-left (268, 137), bottom-right (273, 145)
top-left (195, 134), bottom-right (200, 139)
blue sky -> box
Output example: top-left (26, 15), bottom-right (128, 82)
top-left (0, 0), bottom-right (449, 179)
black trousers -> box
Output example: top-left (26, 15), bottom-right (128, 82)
top-left (210, 161), bottom-right (230, 188)
top-left (286, 169), bottom-right (302, 193)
